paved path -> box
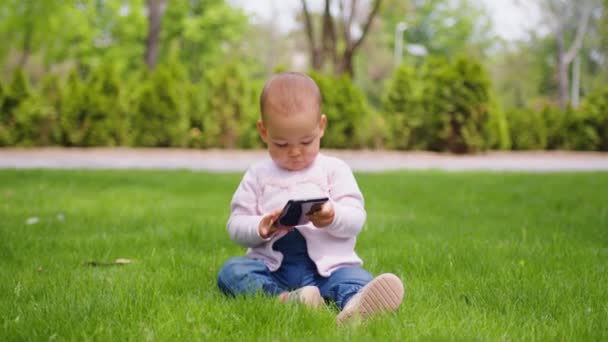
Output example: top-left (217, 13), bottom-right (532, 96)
top-left (1, 148), bottom-right (608, 172)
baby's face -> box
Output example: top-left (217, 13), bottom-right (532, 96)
top-left (258, 110), bottom-right (326, 171)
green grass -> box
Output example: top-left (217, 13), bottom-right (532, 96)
top-left (1, 169), bottom-right (607, 341)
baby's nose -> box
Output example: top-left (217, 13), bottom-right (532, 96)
top-left (288, 147), bottom-right (301, 156)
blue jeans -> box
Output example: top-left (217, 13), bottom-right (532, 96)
top-left (217, 229), bottom-right (372, 310)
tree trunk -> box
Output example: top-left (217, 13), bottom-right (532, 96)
top-left (339, 48), bottom-right (355, 76)
top-left (551, 2), bottom-right (593, 109)
top-left (301, 0), bottom-right (324, 70)
top-left (557, 29), bottom-right (569, 110)
top-left (19, 5), bottom-right (34, 68)
top-left (571, 56), bottom-right (580, 108)
top-left (337, 0), bottom-right (382, 77)
top-left (322, 0), bottom-right (337, 71)
top-left (301, 0), bottom-right (382, 77)
top-left (19, 25), bottom-right (32, 68)
top-left (145, 0), bottom-right (167, 70)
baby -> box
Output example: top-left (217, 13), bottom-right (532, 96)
top-left (217, 72), bottom-right (405, 325)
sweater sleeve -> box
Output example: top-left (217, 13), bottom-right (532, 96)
top-left (226, 167), bottom-right (270, 247)
top-left (323, 159), bottom-right (367, 239)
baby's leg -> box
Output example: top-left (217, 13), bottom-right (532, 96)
top-left (316, 266), bottom-right (373, 310)
top-left (217, 256), bottom-right (284, 297)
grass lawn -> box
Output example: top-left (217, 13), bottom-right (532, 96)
top-left (1, 169), bottom-right (607, 341)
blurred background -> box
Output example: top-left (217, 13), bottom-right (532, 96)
top-left (0, 0), bottom-right (606, 153)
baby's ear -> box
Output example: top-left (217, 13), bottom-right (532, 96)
top-left (257, 119), bottom-right (268, 143)
top-left (319, 114), bottom-right (327, 136)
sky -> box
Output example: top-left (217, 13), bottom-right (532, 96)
top-left (229, 0), bottom-right (542, 41)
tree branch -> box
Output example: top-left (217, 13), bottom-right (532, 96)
top-left (349, 0), bottom-right (382, 53)
top-left (341, 0), bottom-right (356, 46)
top-left (301, 0), bottom-right (316, 50)
top-left (301, 0), bottom-right (321, 69)
top-left (563, 3), bottom-right (593, 64)
top-left (322, 0), bottom-right (337, 67)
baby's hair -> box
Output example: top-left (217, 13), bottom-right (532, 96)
top-left (259, 72), bottom-right (322, 123)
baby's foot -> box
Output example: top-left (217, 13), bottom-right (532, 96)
top-left (336, 273), bottom-right (405, 325)
top-left (278, 285), bottom-right (324, 309)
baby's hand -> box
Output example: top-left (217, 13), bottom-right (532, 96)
top-left (307, 201), bottom-right (335, 228)
top-left (259, 209), bottom-right (294, 239)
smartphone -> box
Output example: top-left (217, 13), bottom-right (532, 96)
top-left (274, 197), bottom-right (329, 227)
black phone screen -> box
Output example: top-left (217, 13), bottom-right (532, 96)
top-left (275, 197), bottom-right (329, 227)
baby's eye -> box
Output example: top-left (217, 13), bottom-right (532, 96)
top-left (274, 142), bottom-right (288, 148)
top-left (301, 140), bottom-right (313, 145)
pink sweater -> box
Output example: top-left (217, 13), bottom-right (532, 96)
top-left (227, 153), bottom-right (366, 276)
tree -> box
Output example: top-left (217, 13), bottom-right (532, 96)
top-left (300, 0), bottom-right (383, 76)
top-left (353, 0), bottom-right (494, 109)
top-left (145, 0), bottom-right (168, 70)
top-left (161, 0), bottom-right (249, 80)
top-left (201, 61), bottom-right (259, 148)
top-left (538, 0), bottom-right (602, 109)
top-left (0, 0), bottom-right (68, 69)
top-left (391, 0), bottom-right (494, 59)
top-left (0, 69), bottom-right (32, 145)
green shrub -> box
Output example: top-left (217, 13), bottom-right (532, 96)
top-left (201, 62), bottom-right (260, 148)
top-left (582, 87), bottom-right (608, 151)
top-left (361, 110), bottom-right (390, 149)
top-left (0, 79), bottom-right (6, 145)
top-left (382, 63), bottom-right (425, 149)
top-left (0, 69), bottom-right (33, 146)
top-left (506, 107), bottom-right (548, 150)
top-left (12, 95), bottom-right (59, 146)
top-left (132, 63), bottom-right (190, 147)
top-left (60, 64), bottom-right (131, 146)
top-left (423, 56), bottom-right (493, 153)
top-left (59, 70), bottom-right (86, 146)
top-left (537, 105), bottom-right (564, 150)
top-left (559, 106), bottom-right (601, 151)
top-left (507, 99), bottom-right (605, 151)
top-left (310, 72), bottom-right (372, 149)
top-left (384, 57), bottom-right (495, 152)
top-left (483, 95), bottom-right (511, 150)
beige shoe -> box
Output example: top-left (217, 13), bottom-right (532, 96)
top-left (279, 285), bottom-right (324, 309)
top-left (336, 273), bottom-right (405, 325)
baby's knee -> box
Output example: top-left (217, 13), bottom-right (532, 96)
top-left (332, 266), bottom-right (374, 285)
top-left (217, 256), bottom-right (261, 283)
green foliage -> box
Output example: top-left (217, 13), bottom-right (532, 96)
top-left (59, 64), bottom-right (131, 146)
top-left (132, 63), bottom-right (190, 147)
top-left (7, 71), bottom-right (62, 146)
top-left (0, 80), bottom-right (6, 145)
top-left (383, 56), bottom-right (495, 152)
top-left (557, 108), bottom-right (601, 151)
top-left (506, 96), bottom-right (608, 151)
top-left (382, 63), bottom-right (424, 149)
top-left (506, 107), bottom-right (549, 150)
top-left (0, 69), bottom-right (32, 146)
top-left (163, 0), bottom-right (249, 80)
top-left (581, 86), bottom-right (608, 151)
top-left (386, 0), bottom-right (494, 58)
top-left (58, 70), bottom-right (85, 145)
top-left (426, 56), bottom-right (492, 153)
top-left (200, 61), bottom-right (260, 148)
top-left (310, 72), bottom-right (372, 148)
top-left (0, 0), bottom-right (64, 66)
top-left (0, 69), bottom-right (60, 146)
top-left (484, 95), bottom-right (511, 150)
